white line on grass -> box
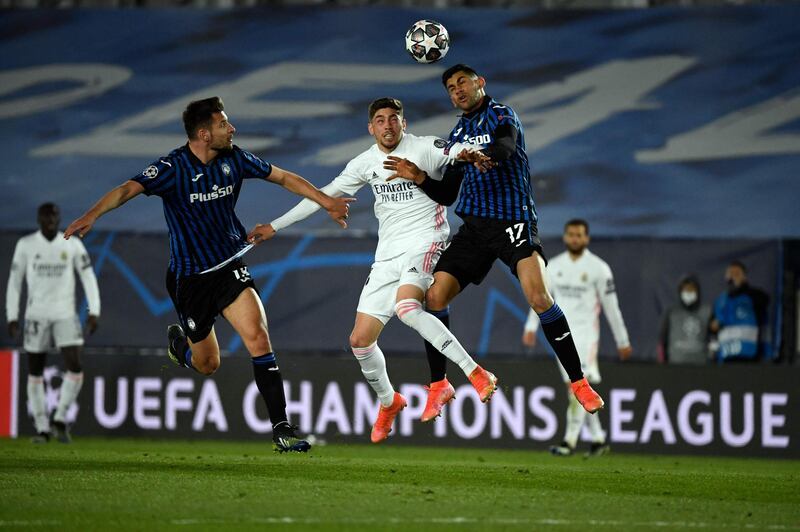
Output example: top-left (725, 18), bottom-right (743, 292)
top-left (170, 517), bottom-right (799, 529)
top-left (0, 520), bottom-right (60, 527)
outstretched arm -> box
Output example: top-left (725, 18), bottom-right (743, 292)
top-left (248, 166), bottom-right (356, 244)
top-left (64, 180), bottom-right (145, 239)
top-left (248, 181), bottom-right (349, 244)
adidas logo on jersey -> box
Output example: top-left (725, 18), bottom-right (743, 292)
top-left (407, 267), bottom-right (418, 273)
top-left (189, 184), bottom-right (234, 203)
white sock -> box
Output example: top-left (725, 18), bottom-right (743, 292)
top-left (395, 299), bottom-right (478, 376)
top-left (54, 371), bottom-right (84, 423)
top-left (587, 408), bottom-right (606, 443)
top-left (564, 393), bottom-right (586, 448)
top-left (352, 343), bottom-right (395, 407)
top-left (27, 376), bottom-right (49, 434)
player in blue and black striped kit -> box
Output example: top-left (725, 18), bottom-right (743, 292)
top-left (386, 65), bottom-right (604, 417)
top-left (64, 97), bottom-right (352, 452)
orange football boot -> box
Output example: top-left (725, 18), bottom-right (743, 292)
top-left (421, 378), bottom-right (456, 422)
top-left (370, 392), bottom-right (407, 443)
top-left (468, 366), bottom-right (498, 403)
top-left (571, 377), bottom-right (604, 413)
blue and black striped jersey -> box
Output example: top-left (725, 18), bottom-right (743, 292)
top-left (447, 96), bottom-right (536, 222)
top-left (131, 144), bottom-right (271, 277)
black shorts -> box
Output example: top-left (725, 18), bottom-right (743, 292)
top-left (166, 259), bottom-right (257, 343)
top-left (434, 215), bottom-right (545, 288)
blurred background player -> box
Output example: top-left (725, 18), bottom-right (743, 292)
top-left (389, 64), bottom-right (605, 415)
top-left (6, 202), bottom-right (100, 444)
top-left (248, 97), bottom-right (497, 443)
top-left (658, 275), bottom-right (713, 365)
top-left (523, 219), bottom-right (631, 456)
top-left (710, 260), bottom-right (770, 362)
top-left (63, 96), bottom-right (352, 453)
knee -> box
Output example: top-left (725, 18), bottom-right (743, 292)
top-left (349, 331), bottom-right (374, 350)
top-left (64, 355), bottom-right (82, 373)
top-left (195, 356), bottom-right (220, 376)
top-left (425, 287), bottom-right (449, 311)
top-left (242, 328), bottom-right (270, 356)
top-left (527, 291), bottom-right (554, 314)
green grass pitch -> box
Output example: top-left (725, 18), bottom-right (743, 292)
top-left (1, 437), bottom-right (798, 531)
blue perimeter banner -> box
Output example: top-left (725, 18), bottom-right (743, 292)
top-left (0, 230), bottom-right (781, 361)
top-left (0, 6), bottom-right (799, 237)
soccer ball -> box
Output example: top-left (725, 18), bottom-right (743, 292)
top-left (405, 20), bottom-right (450, 64)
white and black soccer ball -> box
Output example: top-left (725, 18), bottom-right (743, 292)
top-left (405, 19), bottom-right (450, 64)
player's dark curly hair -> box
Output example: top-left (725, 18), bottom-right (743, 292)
top-left (441, 64), bottom-right (480, 87)
top-left (37, 202), bottom-right (58, 216)
top-left (564, 218), bottom-right (590, 235)
top-left (368, 97), bottom-right (403, 121)
top-left (183, 96), bottom-right (225, 139)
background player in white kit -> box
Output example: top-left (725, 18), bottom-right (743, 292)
top-left (523, 219), bottom-right (631, 456)
top-left (248, 98), bottom-right (498, 443)
top-left (6, 203), bottom-right (100, 444)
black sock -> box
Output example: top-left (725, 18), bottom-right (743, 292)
top-left (424, 307), bottom-right (449, 382)
top-left (538, 304), bottom-right (583, 382)
top-left (251, 353), bottom-right (288, 426)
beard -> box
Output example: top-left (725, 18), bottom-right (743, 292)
top-left (566, 243), bottom-right (587, 254)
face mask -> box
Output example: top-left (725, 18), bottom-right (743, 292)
top-left (680, 291), bottom-right (697, 306)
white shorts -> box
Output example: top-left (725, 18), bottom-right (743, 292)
top-left (557, 339), bottom-right (601, 383)
top-left (357, 241), bottom-right (447, 324)
top-left (23, 315), bottom-right (83, 353)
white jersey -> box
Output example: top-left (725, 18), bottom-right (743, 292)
top-left (525, 249), bottom-right (629, 349)
top-left (6, 231), bottom-right (101, 321)
top-left (271, 133), bottom-right (473, 260)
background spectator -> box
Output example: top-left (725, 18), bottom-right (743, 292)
top-left (658, 275), bottom-right (712, 365)
top-left (710, 261), bottom-right (769, 362)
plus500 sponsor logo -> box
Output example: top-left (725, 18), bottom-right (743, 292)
top-left (189, 184), bottom-right (234, 204)
top-left (465, 134), bottom-right (491, 145)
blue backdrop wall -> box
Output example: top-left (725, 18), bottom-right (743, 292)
top-left (1, 6), bottom-right (799, 237)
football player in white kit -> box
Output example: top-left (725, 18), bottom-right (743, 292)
top-left (248, 98), bottom-right (499, 443)
top-left (6, 203), bottom-right (100, 443)
top-left (523, 219), bottom-right (631, 456)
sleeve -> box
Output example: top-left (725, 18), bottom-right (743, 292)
top-left (422, 136), bottom-right (481, 175)
top-left (481, 105), bottom-right (520, 162)
top-left (270, 160), bottom-right (366, 232)
top-left (523, 308), bottom-right (540, 334)
top-left (130, 158), bottom-right (177, 197)
top-left (596, 262), bottom-right (630, 349)
top-left (481, 123), bottom-right (518, 162)
top-left (5, 239), bottom-right (26, 322)
top-left (417, 163), bottom-right (465, 206)
top-left (238, 148), bottom-right (273, 180)
top-left (73, 239), bottom-right (101, 317)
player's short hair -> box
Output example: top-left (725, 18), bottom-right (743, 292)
top-left (564, 218), bottom-right (590, 235)
top-left (441, 64), bottom-right (480, 87)
top-left (183, 96), bottom-right (225, 139)
top-left (728, 260), bottom-right (747, 273)
top-left (37, 202), bottom-right (58, 216)
top-left (368, 97), bottom-right (403, 121)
